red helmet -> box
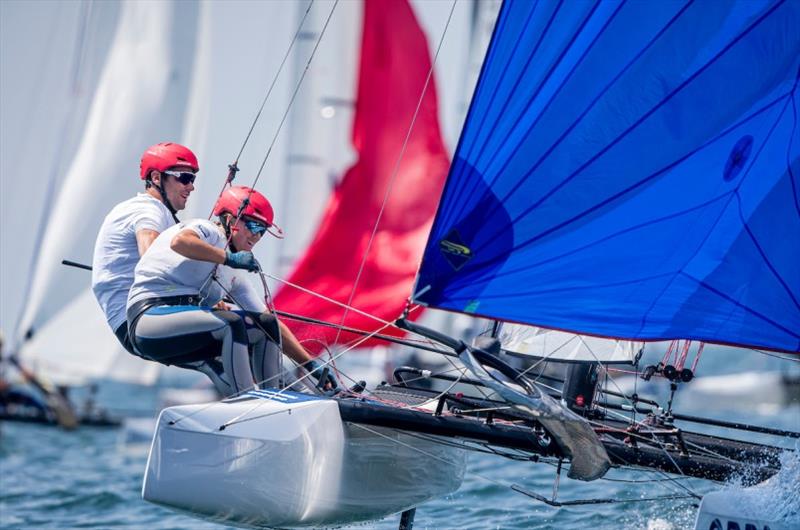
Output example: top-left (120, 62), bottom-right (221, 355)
top-left (213, 186), bottom-right (283, 237)
top-left (139, 142), bottom-right (199, 179)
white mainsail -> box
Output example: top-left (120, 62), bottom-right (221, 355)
top-left (14, 1), bottom-right (200, 384)
top-left (1, 1), bottom-right (118, 342)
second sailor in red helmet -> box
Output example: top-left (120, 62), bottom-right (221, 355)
top-left (125, 186), bottom-right (335, 396)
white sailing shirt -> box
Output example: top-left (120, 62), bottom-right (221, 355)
top-left (127, 219), bottom-right (265, 313)
top-left (92, 193), bottom-right (176, 331)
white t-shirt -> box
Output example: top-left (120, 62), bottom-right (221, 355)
top-left (127, 219), bottom-right (266, 313)
top-left (92, 193), bottom-right (176, 331)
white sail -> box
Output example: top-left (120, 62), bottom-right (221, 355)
top-left (0, 1), bottom-right (119, 340)
top-left (500, 323), bottom-right (643, 364)
top-left (14, 0), bottom-right (200, 384)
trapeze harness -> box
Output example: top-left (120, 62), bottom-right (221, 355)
top-left (128, 301), bottom-right (282, 397)
top-left (125, 220), bottom-right (282, 397)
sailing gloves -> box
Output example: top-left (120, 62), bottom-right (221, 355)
top-left (304, 359), bottom-right (340, 392)
top-left (225, 250), bottom-right (260, 272)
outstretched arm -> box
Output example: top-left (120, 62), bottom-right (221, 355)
top-left (170, 229), bottom-right (226, 264)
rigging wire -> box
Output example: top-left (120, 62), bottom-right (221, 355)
top-left (207, 0), bottom-right (340, 282)
top-left (752, 348), bottom-right (800, 363)
top-left (190, 1), bottom-right (343, 338)
top-left (206, 0), bottom-right (316, 219)
top-left (238, 0), bottom-right (339, 215)
top-left (263, 272), bottom-right (398, 329)
top-left (233, 2), bottom-right (314, 167)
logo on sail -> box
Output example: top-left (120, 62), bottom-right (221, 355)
top-left (439, 229), bottom-right (473, 271)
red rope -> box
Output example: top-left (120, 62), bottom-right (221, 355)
top-left (676, 340), bottom-right (692, 370)
top-left (690, 342), bottom-right (706, 373)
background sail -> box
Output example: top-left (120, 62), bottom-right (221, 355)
top-left (414, 0), bottom-right (800, 353)
top-left (1, 1), bottom-right (118, 347)
top-left (274, 0), bottom-right (451, 352)
top-left (11, 1), bottom-right (200, 383)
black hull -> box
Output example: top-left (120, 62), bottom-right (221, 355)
top-left (337, 386), bottom-right (786, 486)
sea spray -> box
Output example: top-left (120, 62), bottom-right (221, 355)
top-left (716, 442), bottom-right (800, 526)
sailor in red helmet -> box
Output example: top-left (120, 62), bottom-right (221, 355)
top-left (92, 142), bottom-right (198, 353)
top-left (125, 186), bottom-right (335, 397)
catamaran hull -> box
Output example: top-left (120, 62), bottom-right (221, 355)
top-left (143, 391), bottom-right (465, 528)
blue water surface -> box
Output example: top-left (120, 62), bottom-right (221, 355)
top-left (2, 347), bottom-right (798, 530)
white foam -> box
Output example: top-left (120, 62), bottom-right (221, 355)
top-left (719, 442), bottom-right (800, 525)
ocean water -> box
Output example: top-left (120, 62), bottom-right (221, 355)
top-left (2, 350), bottom-right (799, 530)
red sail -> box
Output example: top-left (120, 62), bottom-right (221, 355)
top-left (274, 0), bottom-right (449, 353)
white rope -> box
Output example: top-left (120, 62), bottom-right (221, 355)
top-left (263, 272), bottom-right (397, 328)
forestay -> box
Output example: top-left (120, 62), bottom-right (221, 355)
top-left (413, 0), bottom-right (800, 353)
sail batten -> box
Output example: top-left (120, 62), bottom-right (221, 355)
top-left (414, 0), bottom-right (800, 353)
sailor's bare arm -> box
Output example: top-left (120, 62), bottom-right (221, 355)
top-left (136, 229), bottom-right (160, 256)
top-left (170, 229), bottom-right (226, 264)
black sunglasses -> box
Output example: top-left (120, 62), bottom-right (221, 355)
top-left (162, 169), bottom-right (196, 185)
top-left (243, 219), bottom-right (268, 236)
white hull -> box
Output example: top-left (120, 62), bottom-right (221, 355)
top-left (143, 390), bottom-right (465, 528)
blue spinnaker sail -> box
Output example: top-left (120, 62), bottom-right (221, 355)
top-left (414, 0), bottom-right (800, 353)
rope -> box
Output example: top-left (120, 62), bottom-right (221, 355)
top-left (690, 342), bottom-right (705, 373)
top-left (263, 272), bottom-right (400, 329)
